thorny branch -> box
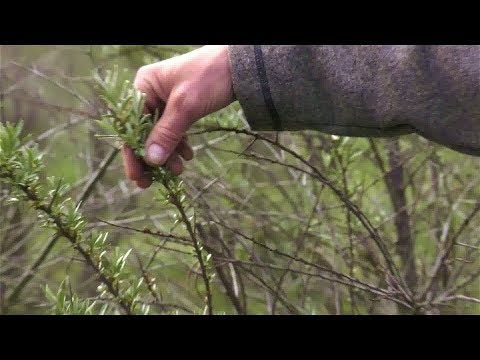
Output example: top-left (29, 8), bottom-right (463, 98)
top-left (192, 126), bottom-right (412, 303)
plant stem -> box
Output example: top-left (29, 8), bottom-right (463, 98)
top-left (6, 148), bottom-right (119, 307)
top-left (162, 179), bottom-right (213, 315)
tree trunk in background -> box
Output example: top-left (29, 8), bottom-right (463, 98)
top-left (369, 139), bottom-right (418, 294)
top-left (385, 140), bottom-right (418, 290)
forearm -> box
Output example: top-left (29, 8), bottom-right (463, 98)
top-left (228, 45), bottom-right (480, 156)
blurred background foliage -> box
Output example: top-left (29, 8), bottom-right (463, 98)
top-left (0, 45), bottom-right (479, 314)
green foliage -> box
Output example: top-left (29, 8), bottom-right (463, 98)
top-left (0, 121), bottom-right (151, 314)
top-left (95, 65), bottom-right (214, 313)
top-left (1, 45), bottom-right (479, 315)
top-left (0, 121), bottom-right (43, 194)
top-left (94, 66), bottom-right (155, 157)
top-left (45, 279), bottom-right (98, 315)
top-left (95, 65), bottom-right (183, 194)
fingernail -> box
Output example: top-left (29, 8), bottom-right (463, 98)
top-left (147, 143), bottom-right (167, 165)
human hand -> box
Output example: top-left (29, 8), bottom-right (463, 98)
top-left (122, 45), bottom-right (235, 188)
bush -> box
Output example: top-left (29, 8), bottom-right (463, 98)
top-left (0, 45), bottom-right (479, 314)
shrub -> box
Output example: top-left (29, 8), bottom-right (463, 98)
top-left (1, 45), bottom-right (479, 314)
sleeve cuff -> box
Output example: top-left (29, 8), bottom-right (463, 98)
top-left (228, 45), bottom-right (279, 131)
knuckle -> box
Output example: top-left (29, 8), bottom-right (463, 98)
top-left (136, 65), bottom-right (148, 76)
top-left (134, 65), bottom-right (149, 82)
top-left (134, 65), bottom-right (155, 92)
top-left (133, 68), bottom-right (149, 91)
top-left (171, 83), bottom-right (199, 117)
top-left (136, 64), bottom-right (155, 79)
top-left (152, 124), bottom-right (182, 147)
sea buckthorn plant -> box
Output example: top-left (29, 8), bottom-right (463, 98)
top-left (0, 120), bottom-right (156, 314)
top-left (95, 66), bottom-right (214, 314)
top-left (0, 45), bottom-right (479, 315)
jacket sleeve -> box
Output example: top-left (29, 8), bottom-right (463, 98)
top-left (227, 45), bottom-right (480, 156)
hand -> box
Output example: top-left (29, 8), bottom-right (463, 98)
top-left (122, 45), bottom-right (235, 188)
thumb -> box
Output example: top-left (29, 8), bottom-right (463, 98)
top-left (144, 85), bottom-right (200, 166)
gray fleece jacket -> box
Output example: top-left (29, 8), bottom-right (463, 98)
top-left (228, 45), bottom-right (480, 156)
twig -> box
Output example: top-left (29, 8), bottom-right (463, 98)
top-left (10, 62), bottom-right (92, 110)
top-left (270, 193), bottom-right (321, 314)
top-left (97, 219), bottom-right (192, 245)
top-left (421, 200), bottom-right (480, 302)
top-left (207, 218), bottom-right (394, 298)
top-left (369, 139), bottom-right (417, 295)
top-left (221, 258), bottom-right (411, 309)
top-left (6, 148), bottom-right (120, 307)
top-left (163, 179), bottom-right (213, 315)
top-left (193, 126), bottom-right (408, 299)
top-left (13, 182), bottom-right (132, 314)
